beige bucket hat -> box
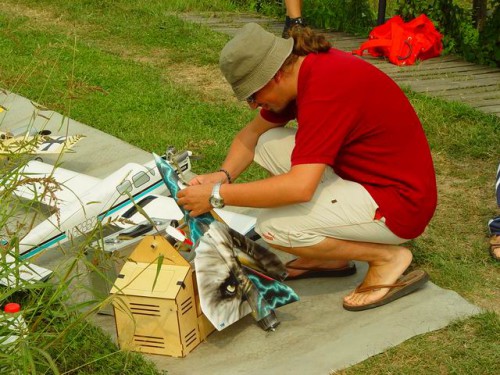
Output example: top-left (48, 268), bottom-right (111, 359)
top-left (219, 23), bottom-right (294, 101)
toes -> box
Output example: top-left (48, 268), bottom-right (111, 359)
top-left (343, 290), bottom-right (357, 303)
top-left (344, 288), bottom-right (389, 307)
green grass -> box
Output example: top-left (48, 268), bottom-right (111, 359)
top-left (0, 5), bottom-right (253, 165)
top-left (0, 0), bottom-right (499, 374)
top-left (1, 287), bottom-right (163, 374)
top-left (337, 312), bottom-right (500, 375)
top-left (46, 320), bottom-right (163, 375)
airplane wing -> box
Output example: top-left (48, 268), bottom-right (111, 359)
top-left (110, 194), bottom-right (184, 228)
top-left (0, 253), bottom-right (52, 287)
top-left (0, 132), bottom-right (84, 155)
top-left (11, 160), bottom-right (100, 208)
top-left (213, 208), bottom-right (256, 237)
top-left (15, 160), bottom-right (175, 258)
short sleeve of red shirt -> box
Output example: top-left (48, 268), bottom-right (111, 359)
top-left (289, 49), bottom-right (437, 239)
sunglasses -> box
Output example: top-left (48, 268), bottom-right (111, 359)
top-left (246, 93), bottom-right (256, 104)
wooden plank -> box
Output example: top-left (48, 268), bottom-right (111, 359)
top-left (471, 98), bottom-right (500, 108)
top-left (326, 31), bottom-right (361, 40)
top-left (438, 90), bottom-right (500, 100)
top-left (358, 55), bottom-right (464, 68)
top-left (398, 77), bottom-right (499, 92)
top-left (393, 63), bottom-right (499, 76)
top-left (393, 72), bottom-right (500, 83)
top-left (389, 66), bottom-right (500, 79)
top-left (478, 105), bottom-right (500, 114)
top-left (373, 61), bottom-right (486, 76)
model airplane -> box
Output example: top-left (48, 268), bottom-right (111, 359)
top-left (0, 253), bottom-right (52, 287)
top-left (6, 153), bottom-right (195, 259)
top-left (0, 125), bottom-right (84, 155)
top-left (154, 154), bottom-right (299, 331)
top-left (1, 124), bottom-right (83, 287)
top-left (1, 150), bottom-right (256, 287)
top-left (0, 151), bottom-right (193, 287)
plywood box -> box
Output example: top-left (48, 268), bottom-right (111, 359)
top-left (86, 219), bottom-right (172, 315)
top-left (110, 235), bottom-right (214, 357)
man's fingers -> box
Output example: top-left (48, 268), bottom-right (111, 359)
top-left (189, 177), bottom-right (202, 186)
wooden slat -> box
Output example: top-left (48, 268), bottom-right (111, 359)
top-left (389, 66), bottom-right (500, 79)
top-left (398, 79), bottom-right (499, 93)
top-left (478, 105), bottom-right (500, 114)
top-left (473, 99), bottom-right (500, 108)
top-left (439, 90), bottom-right (500, 100)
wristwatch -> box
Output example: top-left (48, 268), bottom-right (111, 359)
top-left (209, 182), bottom-right (225, 208)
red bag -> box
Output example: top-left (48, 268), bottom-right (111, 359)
top-left (352, 15), bottom-right (443, 66)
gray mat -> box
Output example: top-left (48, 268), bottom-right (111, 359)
top-left (1, 90), bottom-right (481, 375)
top-left (143, 260), bottom-right (480, 375)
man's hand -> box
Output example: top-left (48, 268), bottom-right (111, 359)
top-left (189, 171), bottom-right (228, 186)
top-left (177, 183), bottom-right (214, 217)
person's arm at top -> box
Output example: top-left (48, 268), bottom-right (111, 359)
top-left (177, 112), bottom-right (326, 217)
top-left (178, 161), bottom-right (326, 216)
top-left (220, 162), bottom-right (325, 206)
top-left (189, 112), bottom-right (284, 185)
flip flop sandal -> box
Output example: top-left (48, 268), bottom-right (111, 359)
top-left (285, 259), bottom-right (357, 280)
top-left (489, 235), bottom-right (500, 261)
top-left (343, 269), bottom-right (429, 312)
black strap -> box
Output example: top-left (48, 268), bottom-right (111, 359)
top-left (218, 168), bottom-right (232, 184)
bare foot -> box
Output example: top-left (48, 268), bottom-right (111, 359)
top-left (491, 246), bottom-right (500, 261)
top-left (286, 258), bottom-right (351, 278)
top-left (491, 235), bottom-right (500, 261)
top-left (343, 246), bottom-right (413, 308)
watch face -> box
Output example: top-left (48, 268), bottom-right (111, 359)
top-left (210, 182), bottom-right (225, 208)
top-left (210, 196), bottom-right (224, 208)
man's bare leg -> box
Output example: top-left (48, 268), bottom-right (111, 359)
top-left (286, 257), bottom-right (351, 275)
top-left (272, 237), bottom-right (413, 308)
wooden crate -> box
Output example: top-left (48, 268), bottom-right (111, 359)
top-left (110, 235), bottom-right (214, 357)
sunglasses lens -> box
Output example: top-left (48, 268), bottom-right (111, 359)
top-left (246, 94), bottom-right (255, 103)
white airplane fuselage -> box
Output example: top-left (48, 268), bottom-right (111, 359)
top-left (18, 160), bottom-right (168, 258)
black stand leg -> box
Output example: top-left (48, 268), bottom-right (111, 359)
top-left (377, 0), bottom-right (387, 25)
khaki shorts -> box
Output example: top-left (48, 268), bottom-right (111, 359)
top-left (253, 128), bottom-right (407, 248)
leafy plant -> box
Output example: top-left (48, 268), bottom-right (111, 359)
top-left (235, 0), bottom-right (375, 34)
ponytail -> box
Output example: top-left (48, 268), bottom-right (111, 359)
top-left (282, 26), bottom-right (331, 68)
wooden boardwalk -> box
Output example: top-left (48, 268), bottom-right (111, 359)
top-left (178, 12), bottom-right (500, 118)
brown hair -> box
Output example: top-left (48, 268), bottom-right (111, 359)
top-left (282, 26), bottom-right (331, 68)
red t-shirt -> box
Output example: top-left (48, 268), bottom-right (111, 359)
top-left (261, 48), bottom-right (437, 239)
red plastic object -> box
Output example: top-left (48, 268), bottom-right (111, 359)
top-left (4, 303), bottom-right (21, 313)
